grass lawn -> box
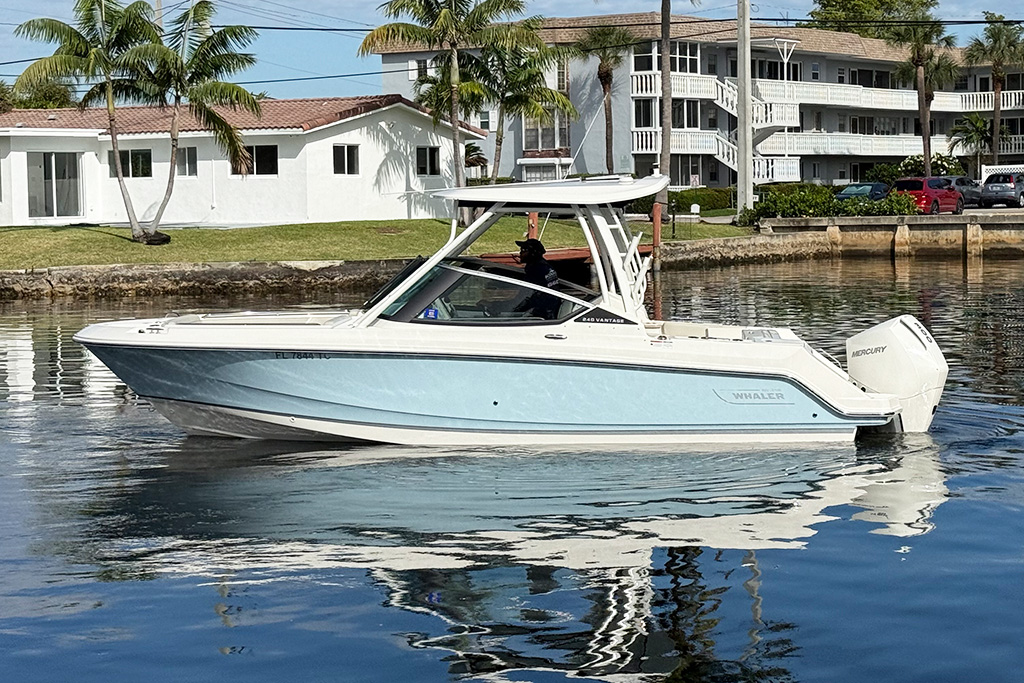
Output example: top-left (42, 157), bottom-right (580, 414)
top-left (0, 217), bottom-right (751, 270)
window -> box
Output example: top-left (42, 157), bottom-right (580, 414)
top-left (635, 98), bottom-right (655, 128)
top-left (838, 166), bottom-right (847, 179)
top-left (524, 109), bottom-right (569, 150)
top-left (671, 99), bottom-right (699, 129)
top-left (838, 114), bottom-right (847, 133)
top-left (333, 145), bottom-right (359, 175)
top-left (708, 108), bottom-right (718, 129)
top-left (478, 109), bottom-right (490, 131)
top-left (954, 74), bottom-right (969, 91)
top-left (417, 59), bottom-right (428, 79)
top-left (980, 76), bottom-right (991, 91)
top-left (27, 152), bottom-right (80, 218)
top-left (709, 161), bottom-right (718, 183)
top-left (669, 41), bottom-right (699, 74)
top-left (632, 41), bottom-right (698, 73)
top-left (633, 41), bottom-right (654, 71)
top-left (416, 146), bottom-right (440, 176)
top-left (1007, 73), bottom-right (1022, 90)
top-left (707, 53), bottom-right (717, 75)
top-left (811, 62), bottom-right (820, 81)
top-left (811, 162), bottom-right (820, 179)
top-left (556, 57), bottom-right (569, 91)
top-left (176, 146), bottom-right (197, 176)
top-left (837, 67), bottom-right (846, 84)
top-left (523, 165), bottom-right (558, 182)
top-left (234, 145), bottom-right (278, 175)
top-left (108, 149), bottom-right (152, 178)
top-left (669, 154), bottom-right (700, 187)
top-left (814, 111), bottom-right (822, 131)
top-left (754, 59), bottom-right (800, 82)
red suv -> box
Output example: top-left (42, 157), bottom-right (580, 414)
top-left (891, 177), bottom-right (963, 214)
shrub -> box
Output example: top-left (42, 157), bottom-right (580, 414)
top-left (864, 163), bottom-right (902, 187)
top-left (628, 187), bottom-right (735, 214)
top-left (736, 184), bottom-right (919, 226)
top-left (467, 176), bottom-right (516, 186)
top-left (898, 154), bottom-right (964, 177)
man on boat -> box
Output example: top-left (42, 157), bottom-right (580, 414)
top-left (515, 238), bottom-right (560, 319)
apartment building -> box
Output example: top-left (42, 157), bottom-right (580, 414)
top-left (377, 12), bottom-right (1023, 188)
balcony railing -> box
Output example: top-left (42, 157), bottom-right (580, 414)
top-left (751, 79), bottom-right (1024, 113)
top-left (632, 129), bottom-right (720, 155)
top-left (631, 72), bottom-right (719, 99)
top-left (756, 132), bottom-right (949, 157)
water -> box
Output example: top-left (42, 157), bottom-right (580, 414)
top-left (1, 260), bottom-right (1023, 682)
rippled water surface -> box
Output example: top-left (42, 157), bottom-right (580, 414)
top-left (2, 259), bottom-right (1023, 682)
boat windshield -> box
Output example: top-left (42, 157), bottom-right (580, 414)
top-left (378, 257), bottom-right (598, 325)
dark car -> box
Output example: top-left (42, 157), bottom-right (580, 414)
top-left (980, 173), bottom-right (1024, 208)
top-left (891, 177), bottom-right (963, 214)
top-left (943, 176), bottom-right (982, 207)
top-left (835, 182), bottom-right (889, 201)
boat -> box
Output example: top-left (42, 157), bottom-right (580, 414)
top-left (74, 174), bottom-right (948, 445)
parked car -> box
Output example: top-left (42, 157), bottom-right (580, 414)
top-left (835, 182), bottom-right (889, 201)
top-left (943, 176), bottom-right (982, 207)
top-left (891, 177), bottom-right (963, 214)
top-left (980, 173), bottom-right (1024, 208)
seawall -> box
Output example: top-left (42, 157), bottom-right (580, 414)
top-left (2, 215), bottom-right (1022, 299)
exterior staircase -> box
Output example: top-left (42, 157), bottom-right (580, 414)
top-left (713, 78), bottom-right (801, 183)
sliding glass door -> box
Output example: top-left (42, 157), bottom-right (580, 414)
top-left (27, 152), bottom-right (81, 218)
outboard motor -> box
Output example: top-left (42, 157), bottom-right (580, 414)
top-left (846, 315), bottom-right (948, 432)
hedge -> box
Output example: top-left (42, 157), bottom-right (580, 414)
top-left (736, 186), bottom-right (920, 225)
top-left (628, 187), bottom-right (734, 215)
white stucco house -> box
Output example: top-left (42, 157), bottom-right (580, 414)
top-left (0, 95), bottom-right (486, 227)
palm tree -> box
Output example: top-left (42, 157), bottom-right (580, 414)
top-left (464, 141), bottom-right (488, 172)
top-left (886, 11), bottom-right (956, 177)
top-left (964, 12), bottom-right (1024, 165)
top-left (473, 43), bottom-right (576, 183)
top-left (948, 112), bottom-right (995, 178)
top-left (359, 0), bottom-right (538, 188)
top-left (16, 0), bottom-right (159, 243)
top-left (122, 0), bottom-right (261, 236)
top-left (574, 25), bottom-right (636, 174)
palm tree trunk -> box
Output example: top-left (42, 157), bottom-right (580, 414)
top-left (148, 97), bottom-right (181, 234)
top-left (993, 78), bottom-right (1003, 164)
top-left (106, 77), bottom-right (144, 240)
top-left (490, 107), bottom-right (505, 184)
top-left (602, 78), bottom-right (614, 174)
top-left (658, 0), bottom-right (671, 195)
top-left (917, 63), bottom-right (931, 177)
top-left (449, 44), bottom-right (465, 188)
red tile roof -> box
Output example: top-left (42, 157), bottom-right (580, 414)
top-left (0, 94), bottom-right (486, 136)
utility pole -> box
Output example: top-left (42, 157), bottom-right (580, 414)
top-left (737, 0), bottom-right (753, 211)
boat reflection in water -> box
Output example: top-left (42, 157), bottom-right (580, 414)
top-left (84, 437), bottom-right (947, 680)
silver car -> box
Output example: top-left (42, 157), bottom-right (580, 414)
top-left (980, 173), bottom-right (1024, 208)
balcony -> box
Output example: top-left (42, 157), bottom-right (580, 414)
top-left (632, 129), bottom-right (719, 155)
top-left (756, 132), bottom-right (949, 157)
top-left (752, 79), bottom-right (1024, 113)
top-left (631, 72), bottom-right (719, 99)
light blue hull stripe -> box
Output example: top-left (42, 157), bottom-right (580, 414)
top-left (86, 346), bottom-right (889, 434)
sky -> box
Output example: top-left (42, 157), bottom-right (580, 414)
top-left (0, 0), bottom-right (1013, 101)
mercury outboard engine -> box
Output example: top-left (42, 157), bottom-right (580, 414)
top-left (846, 315), bottom-right (948, 432)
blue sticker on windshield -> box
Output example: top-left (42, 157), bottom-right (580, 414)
top-left (424, 308), bottom-right (439, 319)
